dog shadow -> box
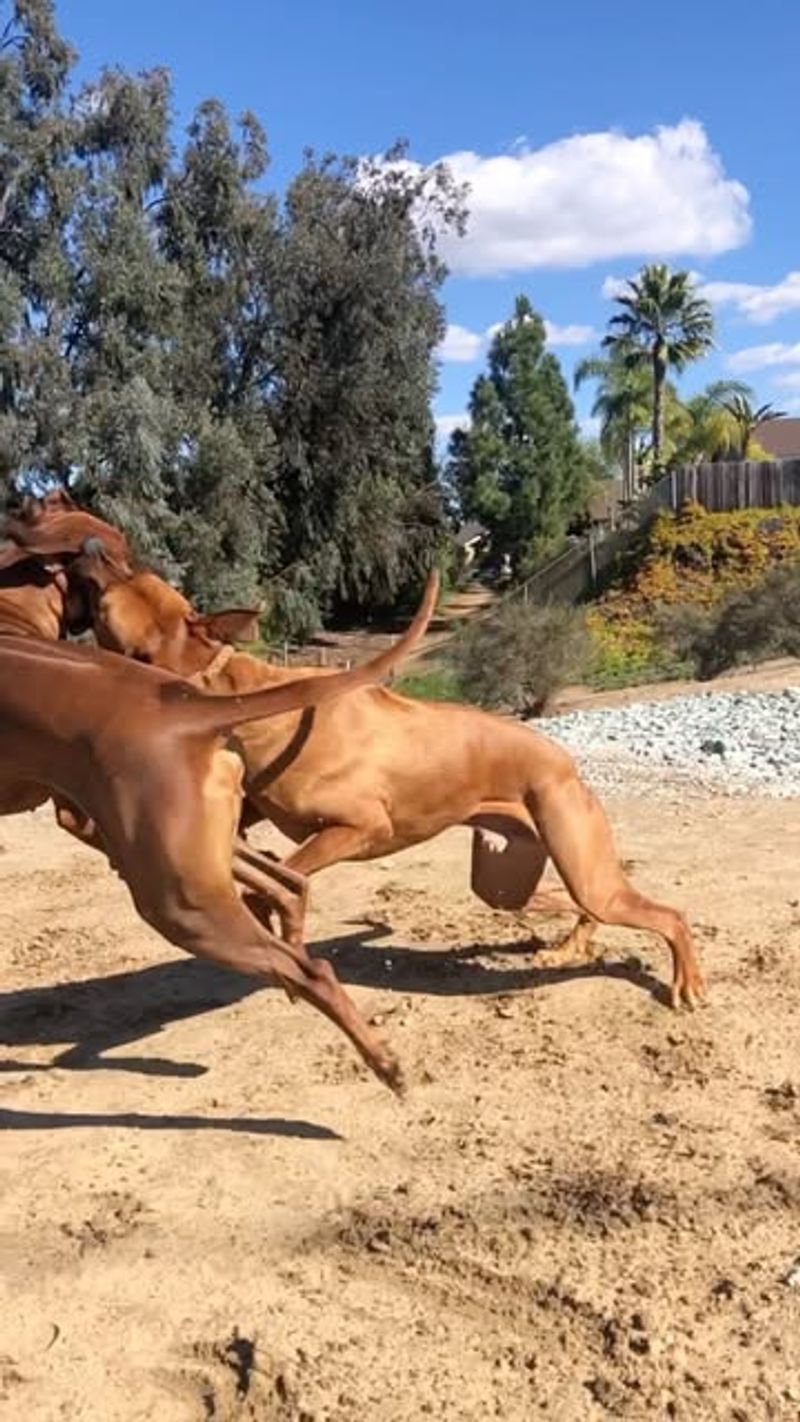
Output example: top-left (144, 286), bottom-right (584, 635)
top-left (0, 958), bottom-right (341, 1139)
top-left (0, 956), bottom-right (263, 1079)
top-left (0, 922), bottom-right (667, 1089)
top-left (0, 1106), bottom-right (340, 1140)
top-left (317, 920), bottom-right (670, 1006)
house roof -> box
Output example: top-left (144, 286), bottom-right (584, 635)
top-left (756, 418), bottom-right (800, 460)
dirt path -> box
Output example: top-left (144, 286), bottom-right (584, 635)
top-left (1, 787), bottom-right (799, 1420)
top-left (550, 656), bottom-right (800, 715)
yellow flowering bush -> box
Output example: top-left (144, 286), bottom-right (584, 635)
top-left (588, 502), bottom-right (800, 685)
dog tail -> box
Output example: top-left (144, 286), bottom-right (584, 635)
top-left (161, 569), bottom-right (439, 734)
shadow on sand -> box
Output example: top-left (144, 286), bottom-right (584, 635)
top-left (0, 920), bottom-right (666, 1087)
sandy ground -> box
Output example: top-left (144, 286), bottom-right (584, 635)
top-left (1, 750), bottom-right (800, 1418)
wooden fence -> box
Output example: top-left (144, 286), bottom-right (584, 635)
top-left (669, 458), bottom-right (800, 511)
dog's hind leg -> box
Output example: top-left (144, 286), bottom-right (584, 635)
top-left (527, 770), bottom-right (705, 1008)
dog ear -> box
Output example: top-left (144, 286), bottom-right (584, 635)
top-left (192, 608), bottom-right (262, 644)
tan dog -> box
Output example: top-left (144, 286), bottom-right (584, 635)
top-left (0, 511), bottom-right (439, 1089)
top-left (67, 545), bottom-right (705, 1011)
top-left (0, 490), bottom-right (133, 640)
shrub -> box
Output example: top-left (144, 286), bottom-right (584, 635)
top-left (587, 503), bottom-right (800, 687)
top-left (586, 608), bottom-right (659, 687)
top-left (696, 563), bottom-right (800, 678)
top-left (653, 562), bottom-right (800, 679)
top-left (650, 602), bottom-right (718, 677)
top-left (449, 600), bottom-right (591, 716)
top-left (611, 502), bottom-right (800, 618)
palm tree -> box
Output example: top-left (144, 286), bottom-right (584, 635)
top-left (603, 264), bottom-right (715, 472)
top-left (719, 394), bottom-right (787, 458)
top-left (671, 380), bottom-right (754, 464)
top-left (574, 348), bottom-right (651, 500)
top-left (575, 346), bottom-right (687, 497)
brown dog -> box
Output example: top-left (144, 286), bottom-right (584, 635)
top-left (63, 537), bottom-right (705, 1011)
top-left (0, 512), bottom-right (439, 1088)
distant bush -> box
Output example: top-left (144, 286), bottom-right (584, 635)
top-left (588, 608), bottom-right (689, 689)
top-left (449, 600), bottom-right (591, 716)
top-left (654, 562), bottom-right (800, 678)
top-left (651, 602), bottom-right (717, 677)
top-left (587, 503), bottom-right (800, 688)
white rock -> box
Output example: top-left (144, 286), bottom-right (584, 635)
top-left (536, 688), bottom-right (800, 800)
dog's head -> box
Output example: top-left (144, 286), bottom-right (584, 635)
top-left (0, 491), bottom-right (133, 576)
top-left (69, 553), bottom-right (261, 669)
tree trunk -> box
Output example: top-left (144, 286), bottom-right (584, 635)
top-left (627, 427), bottom-right (636, 499)
top-left (651, 341), bottom-right (666, 472)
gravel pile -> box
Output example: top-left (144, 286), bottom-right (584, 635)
top-left (541, 687), bottom-right (800, 800)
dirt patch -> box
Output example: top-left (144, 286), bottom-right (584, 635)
top-left (1, 790), bottom-right (800, 1419)
top-left (549, 655), bottom-right (800, 715)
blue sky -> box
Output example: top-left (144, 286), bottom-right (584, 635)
top-left (61, 0), bottom-right (800, 440)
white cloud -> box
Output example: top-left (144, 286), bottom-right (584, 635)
top-left (437, 323), bottom-right (483, 362)
top-left (438, 317), bottom-right (595, 363)
top-left (435, 413), bottom-right (471, 443)
top-left (580, 416), bottom-right (601, 440)
top-left (601, 275), bottom-right (630, 300)
top-left (726, 342), bottom-right (800, 373)
top-left (700, 271), bottom-right (800, 325)
top-left (423, 120), bottom-right (750, 275)
top-left (489, 316), bottom-right (595, 346)
top-left (774, 370), bottom-right (800, 390)
top-left (544, 321), bottom-right (596, 347)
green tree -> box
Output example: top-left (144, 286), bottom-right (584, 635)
top-left (0, 1), bottom-right (462, 623)
top-left (67, 65), bottom-right (186, 576)
top-left (269, 146), bottom-right (460, 620)
top-left (670, 380), bottom-right (753, 464)
top-left (574, 346), bottom-right (653, 499)
top-left (153, 97), bottom-right (283, 598)
top-left (0, 0), bottom-right (77, 497)
top-left (603, 264), bottom-right (714, 472)
top-left (718, 394), bottom-right (786, 459)
top-left (448, 295), bottom-right (591, 576)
